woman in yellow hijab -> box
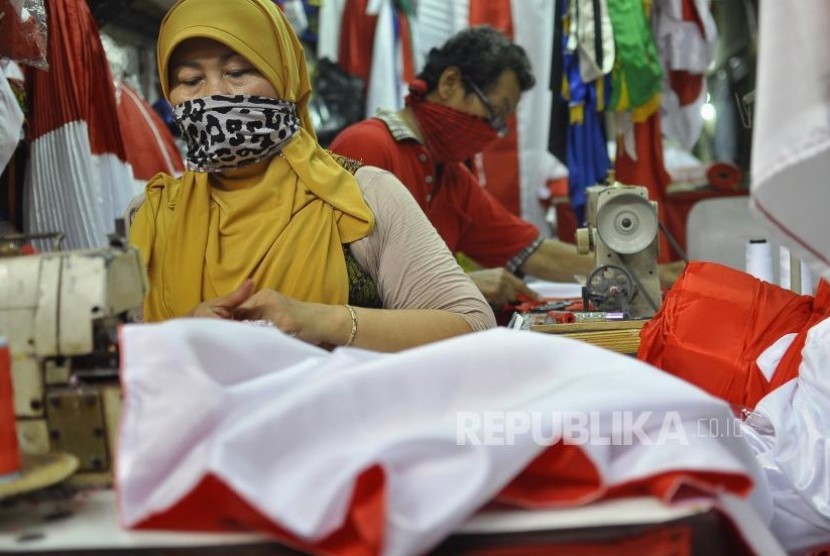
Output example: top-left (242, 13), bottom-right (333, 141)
top-left (129, 0), bottom-right (494, 351)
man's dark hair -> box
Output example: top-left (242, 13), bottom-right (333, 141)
top-left (417, 26), bottom-right (535, 94)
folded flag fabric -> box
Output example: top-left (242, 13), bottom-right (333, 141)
top-left (117, 322), bottom-right (772, 555)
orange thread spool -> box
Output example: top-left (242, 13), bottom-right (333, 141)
top-left (0, 336), bottom-right (21, 477)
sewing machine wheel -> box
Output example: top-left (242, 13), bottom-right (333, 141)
top-left (596, 194), bottom-right (658, 255)
top-left (585, 265), bottom-right (636, 312)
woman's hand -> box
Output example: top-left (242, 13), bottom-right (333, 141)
top-left (188, 280), bottom-right (255, 318)
top-left (233, 289), bottom-right (348, 345)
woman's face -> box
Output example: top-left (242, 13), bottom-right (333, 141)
top-left (167, 37), bottom-right (278, 105)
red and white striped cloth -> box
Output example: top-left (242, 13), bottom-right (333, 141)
top-left (23, 0), bottom-right (138, 249)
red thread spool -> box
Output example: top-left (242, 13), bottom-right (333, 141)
top-left (0, 336), bottom-right (21, 477)
top-left (548, 311), bottom-right (576, 324)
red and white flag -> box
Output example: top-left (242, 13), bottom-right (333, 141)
top-left (24, 0), bottom-right (138, 249)
top-left (118, 323), bottom-right (774, 555)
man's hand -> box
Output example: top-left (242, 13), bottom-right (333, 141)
top-left (189, 280), bottom-right (255, 319)
top-left (469, 268), bottom-right (541, 307)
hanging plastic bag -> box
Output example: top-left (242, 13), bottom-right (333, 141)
top-left (0, 0), bottom-right (49, 70)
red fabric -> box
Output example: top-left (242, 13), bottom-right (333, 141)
top-left (669, 71), bottom-right (703, 106)
top-left (115, 84), bottom-right (184, 180)
top-left (406, 82), bottom-right (499, 164)
top-left (500, 443), bottom-right (751, 508)
top-left (0, 0), bottom-right (47, 66)
top-left (450, 526), bottom-right (693, 556)
top-left (469, 0), bottom-right (514, 37)
top-left (638, 262), bottom-right (829, 409)
top-left (329, 118), bottom-right (539, 268)
top-left (474, 117), bottom-right (522, 215)
top-left (133, 467), bottom-right (387, 556)
top-left (26, 0), bottom-right (126, 160)
top-left (398, 10), bottom-right (415, 84)
top-left (337, 0), bottom-right (377, 83)
top-left (131, 441), bottom-right (752, 555)
top-left (0, 342), bottom-right (20, 476)
top-left (615, 113), bottom-right (672, 263)
top-left (468, 0), bottom-right (522, 217)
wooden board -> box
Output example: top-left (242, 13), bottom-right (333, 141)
top-left (531, 320), bottom-right (647, 355)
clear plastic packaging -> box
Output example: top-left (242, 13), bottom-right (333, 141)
top-left (0, 0), bottom-right (49, 70)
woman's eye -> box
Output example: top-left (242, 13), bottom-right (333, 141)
top-left (179, 77), bottom-right (202, 87)
top-left (226, 70), bottom-right (250, 78)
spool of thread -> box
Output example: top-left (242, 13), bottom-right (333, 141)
top-left (707, 162), bottom-right (742, 191)
top-left (548, 310), bottom-right (576, 324)
top-left (780, 247), bottom-right (816, 294)
top-left (746, 239), bottom-right (774, 283)
top-left (0, 336), bottom-right (21, 478)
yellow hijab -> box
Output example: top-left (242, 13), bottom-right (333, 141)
top-left (130, 0), bottom-right (374, 321)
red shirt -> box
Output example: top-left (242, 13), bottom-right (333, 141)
top-left (329, 112), bottom-right (541, 270)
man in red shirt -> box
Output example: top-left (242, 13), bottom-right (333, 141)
top-left (330, 27), bottom-right (594, 307)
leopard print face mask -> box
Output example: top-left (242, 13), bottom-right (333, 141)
top-left (173, 95), bottom-right (301, 173)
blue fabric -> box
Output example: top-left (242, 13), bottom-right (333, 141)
top-left (563, 3), bottom-right (611, 226)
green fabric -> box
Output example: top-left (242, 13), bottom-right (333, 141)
top-left (606, 0), bottom-right (663, 110)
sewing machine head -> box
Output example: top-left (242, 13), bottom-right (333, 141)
top-left (575, 179), bottom-right (662, 319)
top-left (0, 232), bottom-right (147, 485)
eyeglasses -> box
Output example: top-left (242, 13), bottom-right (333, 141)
top-left (464, 78), bottom-right (508, 138)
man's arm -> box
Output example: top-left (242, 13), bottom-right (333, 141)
top-left (520, 239), bottom-right (686, 289)
top-left (518, 239), bottom-right (594, 282)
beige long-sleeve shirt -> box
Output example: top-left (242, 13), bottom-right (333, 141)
top-left (125, 166), bottom-right (495, 331)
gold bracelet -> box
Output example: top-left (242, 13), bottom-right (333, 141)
top-left (344, 305), bottom-right (358, 346)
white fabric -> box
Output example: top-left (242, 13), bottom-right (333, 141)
top-left (528, 280), bottom-right (583, 299)
top-left (0, 60), bottom-right (24, 82)
top-left (653, 0), bottom-right (716, 74)
top-left (415, 0), bottom-right (468, 65)
top-left (316, 0), bottom-right (346, 63)
top-left (0, 72), bottom-right (23, 174)
top-left (751, 0), bottom-right (830, 279)
top-left (741, 317), bottom-right (830, 553)
top-left (366, 0), bottom-right (405, 116)
top-left (576, 0), bottom-right (614, 83)
top-left (512, 0), bottom-right (558, 234)
top-left (118, 321), bottom-right (774, 555)
top-left (24, 122), bottom-right (140, 250)
top-left (755, 333), bottom-right (797, 383)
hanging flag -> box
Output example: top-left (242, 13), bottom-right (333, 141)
top-left (24, 0), bottom-right (138, 249)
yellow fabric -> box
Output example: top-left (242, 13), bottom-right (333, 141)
top-left (631, 91), bottom-right (662, 123)
top-left (130, 0), bottom-right (374, 321)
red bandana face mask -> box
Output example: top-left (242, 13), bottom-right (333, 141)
top-left (406, 80), bottom-right (499, 164)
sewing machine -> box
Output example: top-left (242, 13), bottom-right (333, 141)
top-left (0, 231), bottom-right (147, 486)
top-left (576, 179), bottom-right (662, 319)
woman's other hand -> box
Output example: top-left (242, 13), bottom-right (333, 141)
top-left (233, 289), bottom-right (346, 345)
top-left (189, 279), bottom-right (255, 318)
